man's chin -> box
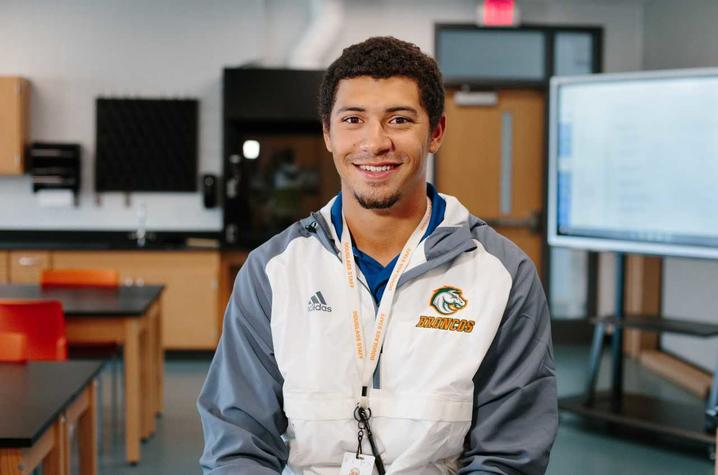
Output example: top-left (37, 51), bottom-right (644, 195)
top-left (354, 192), bottom-right (400, 210)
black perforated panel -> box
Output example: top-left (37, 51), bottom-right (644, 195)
top-left (95, 98), bottom-right (198, 192)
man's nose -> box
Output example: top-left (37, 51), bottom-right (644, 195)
top-left (361, 120), bottom-right (392, 156)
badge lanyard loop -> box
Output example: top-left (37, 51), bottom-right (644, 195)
top-left (340, 197), bottom-right (432, 408)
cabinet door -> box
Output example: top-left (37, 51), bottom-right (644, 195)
top-left (9, 251), bottom-right (51, 283)
top-left (0, 251), bottom-right (8, 283)
top-left (52, 251), bottom-right (220, 350)
top-left (130, 253), bottom-right (220, 350)
top-left (0, 77), bottom-right (29, 175)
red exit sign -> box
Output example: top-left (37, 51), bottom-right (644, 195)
top-left (478, 0), bottom-right (519, 26)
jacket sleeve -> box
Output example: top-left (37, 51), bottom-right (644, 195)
top-left (197, 251), bottom-right (288, 474)
top-left (459, 257), bottom-right (558, 475)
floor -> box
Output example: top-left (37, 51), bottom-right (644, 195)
top-left (77, 344), bottom-right (714, 474)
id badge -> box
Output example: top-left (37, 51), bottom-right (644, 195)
top-left (339, 452), bottom-right (376, 475)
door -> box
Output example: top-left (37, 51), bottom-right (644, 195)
top-left (0, 251), bottom-right (8, 283)
top-left (436, 89), bottom-right (545, 275)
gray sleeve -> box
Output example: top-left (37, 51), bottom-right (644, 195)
top-left (197, 249), bottom-right (288, 474)
top-left (459, 230), bottom-right (558, 474)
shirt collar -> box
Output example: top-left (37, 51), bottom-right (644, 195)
top-left (330, 182), bottom-right (447, 245)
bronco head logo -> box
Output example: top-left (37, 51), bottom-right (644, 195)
top-left (430, 287), bottom-right (468, 315)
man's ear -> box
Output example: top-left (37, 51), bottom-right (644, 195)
top-left (322, 123), bottom-right (333, 153)
top-left (428, 114), bottom-right (446, 154)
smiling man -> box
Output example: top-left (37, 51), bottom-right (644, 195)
top-left (198, 37), bottom-right (558, 475)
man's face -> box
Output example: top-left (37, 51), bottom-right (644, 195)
top-left (323, 76), bottom-right (445, 210)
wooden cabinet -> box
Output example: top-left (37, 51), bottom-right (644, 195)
top-left (4, 248), bottom-right (222, 350)
top-left (53, 251), bottom-right (220, 350)
top-left (0, 77), bottom-right (30, 175)
top-left (0, 251), bottom-right (8, 283)
top-left (8, 251), bottom-right (51, 283)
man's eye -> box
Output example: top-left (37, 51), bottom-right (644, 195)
top-left (342, 116), bottom-right (362, 124)
top-left (389, 116), bottom-right (412, 125)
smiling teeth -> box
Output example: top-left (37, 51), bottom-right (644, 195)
top-left (360, 165), bottom-right (394, 172)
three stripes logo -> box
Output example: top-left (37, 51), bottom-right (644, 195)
top-left (307, 291), bottom-right (332, 313)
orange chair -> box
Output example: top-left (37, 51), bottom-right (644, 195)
top-left (0, 300), bottom-right (67, 360)
top-left (41, 268), bottom-right (120, 288)
top-left (0, 332), bottom-right (29, 363)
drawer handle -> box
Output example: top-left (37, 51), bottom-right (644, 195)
top-left (18, 257), bottom-right (40, 266)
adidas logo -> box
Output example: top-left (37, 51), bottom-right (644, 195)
top-left (307, 291), bottom-right (332, 313)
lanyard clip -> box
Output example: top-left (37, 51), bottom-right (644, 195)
top-left (353, 404), bottom-right (385, 474)
top-left (359, 385), bottom-right (369, 408)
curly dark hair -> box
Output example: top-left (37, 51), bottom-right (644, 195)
top-left (319, 36), bottom-right (444, 130)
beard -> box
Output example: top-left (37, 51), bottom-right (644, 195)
top-left (354, 190), bottom-right (400, 209)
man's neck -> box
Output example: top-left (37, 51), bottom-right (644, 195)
top-left (343, 187), bottom-right (427, 267)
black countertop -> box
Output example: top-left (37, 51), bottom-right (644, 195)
top-left (0, 230), bottom-right (224, 251)
top-left (0, 284), bottom-right (164, 317)
top-left (0, 360), bottom-right (105, 447)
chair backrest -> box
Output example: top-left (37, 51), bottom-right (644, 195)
top-left (0, 332), bottom-right (28, 363)
top-left (41, 268), bottom-right (119, 288)
top-left (0, 300), bottom-right (67, 360)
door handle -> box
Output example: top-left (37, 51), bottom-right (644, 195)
top-left (500, 111), bottom-right (513, 216)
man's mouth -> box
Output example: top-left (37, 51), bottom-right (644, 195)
top-left (357, 164), bottom-right (399, 172)
top-left (353, 161), bottom-right (402, 180)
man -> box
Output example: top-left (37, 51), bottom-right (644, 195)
top-left (198, 36), bottom-right (557, 474)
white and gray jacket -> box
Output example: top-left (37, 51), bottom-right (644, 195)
top-left (198, 193), bottom-right (558, 474)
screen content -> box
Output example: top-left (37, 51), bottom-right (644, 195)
top-left (554, 74), bottom-right (718, 254)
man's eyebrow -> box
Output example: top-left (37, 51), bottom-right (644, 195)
top-left (386, 106), bottom-right (418, 114)
top-left (335, 106), bottom-right (419, 114)
top-left (336, 106), bottom-right (366, 113)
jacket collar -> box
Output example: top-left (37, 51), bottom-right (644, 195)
top-left (301, 190), bottom-right (482, 283)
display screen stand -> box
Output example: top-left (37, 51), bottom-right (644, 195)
top-left (559, 253), bottom-right (718, 452)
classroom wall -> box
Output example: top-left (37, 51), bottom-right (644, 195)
top-left (0, 0), bottom-right (644, 233)
top-left (643, 0), bottom-right (718, 71)
top-left (642, 0), bottom-right (718, 371)
top-left (319, 0), bottom-right (644, 73)
top-left (0, 0), bottom-right (262, 230)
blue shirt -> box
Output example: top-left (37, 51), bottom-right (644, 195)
top-left (330, 183), bottom-right (446, 304)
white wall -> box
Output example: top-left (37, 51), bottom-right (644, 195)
top-left (643, 0), bottom-right (718, 71)
top-left (323, 0), bottom-right (476, 60)
top-left (642, 0), bottom-right (718, 371)
top-left (0, 0), bottom-right (262, 231)
top-left (262, 0), bottom-right (312, 67)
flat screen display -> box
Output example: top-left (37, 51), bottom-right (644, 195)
top-left (548, 69), bottom-right (718, 259)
